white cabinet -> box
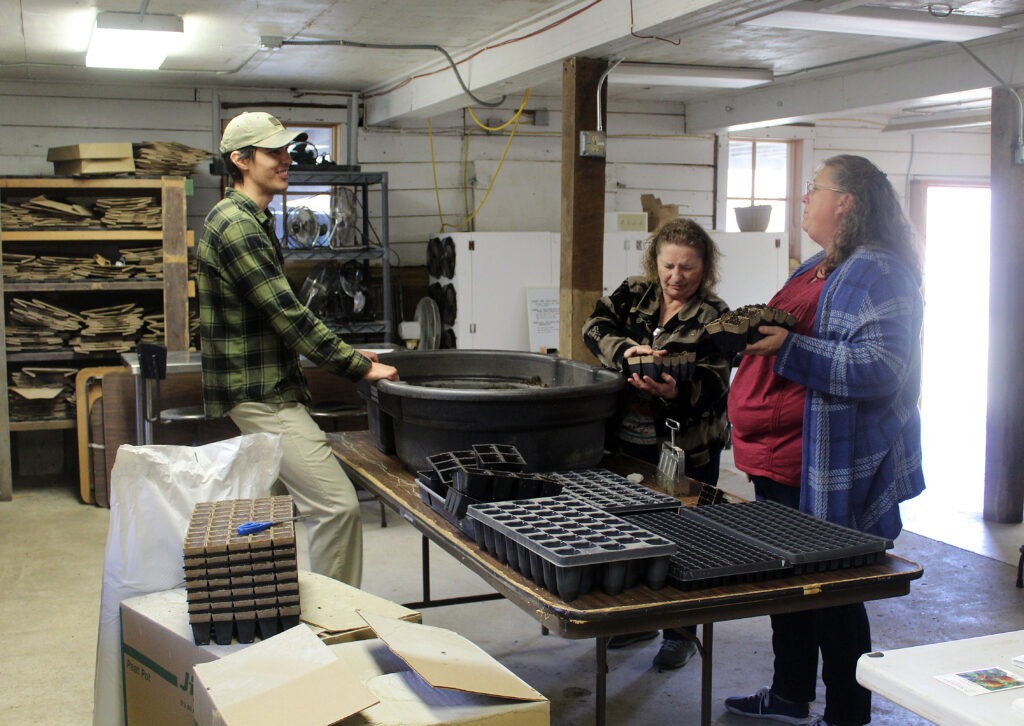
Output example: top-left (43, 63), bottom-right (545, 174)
top-left (710, 231), bottom-right (790, 309)
top-left (602, 231), bottom-right (648, 293)
top-left (428, 232), bottom-right (559, 351)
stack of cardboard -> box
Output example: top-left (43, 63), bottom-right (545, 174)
top-left (47, 142), bottom-right (135, 176)
top-left (134, 141), bottom-right (213, 176)
top-left (7, 367), bottom-right (76, 422)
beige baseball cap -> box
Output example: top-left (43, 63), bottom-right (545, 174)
top-left (219, 111), bottom-right (308, 154)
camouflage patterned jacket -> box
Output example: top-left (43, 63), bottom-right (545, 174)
top-left (582, 276), bottom-right (731, 467)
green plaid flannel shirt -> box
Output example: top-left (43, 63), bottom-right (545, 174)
top-left (197, 189), bottom-right (370, 418)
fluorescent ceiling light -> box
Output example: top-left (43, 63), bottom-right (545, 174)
top-left (745, 3), bottom-right (1011, 42)
top-left (883, 109), bottom-right (991, 132)
top-left (86, 12), bottom-right (184, 70)
top-left (609, 62), bottom-right (773, 89)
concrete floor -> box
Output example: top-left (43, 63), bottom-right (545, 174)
top-left (2, 450), bottom-right (1023, 725)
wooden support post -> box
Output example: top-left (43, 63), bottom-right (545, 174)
top-left (984, 86), bottom-right (1024, 523)
top-left (559, 57), bottom-right (607, 362)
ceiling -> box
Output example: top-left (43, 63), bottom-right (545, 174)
top-left (1, 0), bottom-right (1022, 131)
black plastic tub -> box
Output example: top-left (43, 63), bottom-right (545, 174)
top-left (358, 350), bottom-right (624, 473)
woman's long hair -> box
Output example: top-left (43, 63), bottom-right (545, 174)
top-left (823, 154), bottom-right (922, 280)
top-left (641, 218), bottom-right (721, 297)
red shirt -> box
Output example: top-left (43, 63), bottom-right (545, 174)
top-left (728, 266), bottom-right (825, 486)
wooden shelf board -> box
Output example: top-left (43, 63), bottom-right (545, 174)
top-left (10, 418), bottom-right (75, 432)
top-left (2, 230), bottom-right (164, 242)
top-left (3, 280), bottom-right (164, 292)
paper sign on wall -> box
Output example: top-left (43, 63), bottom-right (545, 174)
top-left (526, 286), bottom-right (559, 352)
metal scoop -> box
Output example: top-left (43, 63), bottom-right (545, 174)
top-left (658, 417), bottom-right (685, 481)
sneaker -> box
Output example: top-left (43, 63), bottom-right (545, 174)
top-left (724, 687), bottom-right (811, 724)
top-left (607, 631), bottom-right (658, 649)
top-left (652, 637), bottom-right (698, 670)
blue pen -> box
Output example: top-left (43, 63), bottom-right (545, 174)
top-left (236, 515), bottom-right (306, 536)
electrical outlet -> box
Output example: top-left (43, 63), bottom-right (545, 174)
top-left (579, 130), bottom-right (606, 158)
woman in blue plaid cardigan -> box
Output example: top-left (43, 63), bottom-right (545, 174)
top-left (725, 155), bottom-right (926, 726)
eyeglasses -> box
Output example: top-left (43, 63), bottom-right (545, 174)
top-left (805, 181), bottom-right (848, 196)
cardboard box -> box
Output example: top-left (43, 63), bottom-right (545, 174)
top-left (120, 572), bottom-right (421, 726)
top-left (52, 157), bottom-right (135, 176)
top-left (194, 612), bottom-right (549, 726)
top-left (46, 142), bottom-right (134, 161)
top-left (640, 193), bottom-right (679, 232)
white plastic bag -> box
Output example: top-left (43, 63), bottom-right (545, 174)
top-left (92, 433), bottom-right (284, 726)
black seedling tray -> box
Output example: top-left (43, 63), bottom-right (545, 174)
top-left (467, 495), bottom-right (676, 602)
top-left (684, 500), bottom-right (893, 573)
top-left (696, 482), bottom-right (727, 506)
top-left (628, 510), bottom-right (789, 590)
top-left (543, 468), bottom-right (681, 514)
top-left (472, 443), bottom-right (527, 472)
top-left (426, 449), bottom-right (478, 485)
top-left (451, 467), bottom-right (562, 502)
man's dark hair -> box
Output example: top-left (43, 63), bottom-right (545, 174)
top-left (222, 146), bottom-right (256, 184)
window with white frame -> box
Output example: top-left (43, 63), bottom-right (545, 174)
top-left (725, 139), bottom-right (789, 233)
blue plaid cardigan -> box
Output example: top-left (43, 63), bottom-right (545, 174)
top-left (774, 247), bottom-right (926, 539)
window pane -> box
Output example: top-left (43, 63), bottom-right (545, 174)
top-left (728, 141), bottom-right (753, 198)
top-left (754, 142), bottom-right (787, 198)
top-left (724, 199), bottom-right (744, 232)
top-left (752, 198), bottom-right (787, 233)
top-left (301, 127), bottom-right (334, 162)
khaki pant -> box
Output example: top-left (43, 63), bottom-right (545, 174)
top-left (228, 401), bottom-right (362, 587)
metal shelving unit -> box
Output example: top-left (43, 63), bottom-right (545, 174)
top-left (280, 169), bottom-right (393, 344)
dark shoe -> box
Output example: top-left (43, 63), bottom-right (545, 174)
top-left (607, 631), bottom-right (658, 649)
top-left (652, 637), bottom-right (698, 670)
top-left (724, 687), bottom-right (811, 723)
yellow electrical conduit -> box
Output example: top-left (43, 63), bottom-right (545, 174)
top-left (429, 89), bottom-right (531, 232)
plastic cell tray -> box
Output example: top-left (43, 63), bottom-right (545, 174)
top-left (426, 449), bottom-right (478, 485)
top-left (543, 468), bottom-right (682, 514)
top-left (467, 495), bottom-right (677, 602)
top-left (683, 499), bottom-right (894, 573)
top-left (450, 466), bottom-right (562, 503)
top-left (471, 443), bottom-right (527, 472)
top-left (696, 482), bottom-right (727, 506)
top-left (628, 509), bottom-right (789, 590)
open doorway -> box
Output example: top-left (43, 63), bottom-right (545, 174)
top-left (902, 182), bottom-right (991, 542)
top-left (920, 184), bottom-right (990, 505)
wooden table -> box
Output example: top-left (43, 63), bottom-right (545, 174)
top-left (330, 430), bottom-right (923, 726)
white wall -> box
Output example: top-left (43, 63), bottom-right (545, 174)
top-left (0, 79), bottom-right (991, 269)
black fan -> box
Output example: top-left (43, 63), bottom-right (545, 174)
top-left (440, 328), bottom-right (457, 349)
top-left (427, 236), bottom-right (444, 278)
top-left (299, 262), bottom-right (344, 318)
top-left (440, 282), bottom-right (457, 326)
top-left (440, 236), bottom-right (456, 278)
top-left (289, 140), bottom-right (318, 166)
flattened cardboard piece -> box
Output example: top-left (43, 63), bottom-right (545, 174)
top-left (10, 386), bottom-right (64, 399)
top-left (298, 571), bottom-right (421, 636)
top-left (194, 623), bottom-right (378, 726)
top-left (326, 640), bottom-right (550, 726)
top-left (358, 611), bottom-right (545, 702)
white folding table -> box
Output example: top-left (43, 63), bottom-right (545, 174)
top-left (857, 630), bottom-right (1024, 725)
